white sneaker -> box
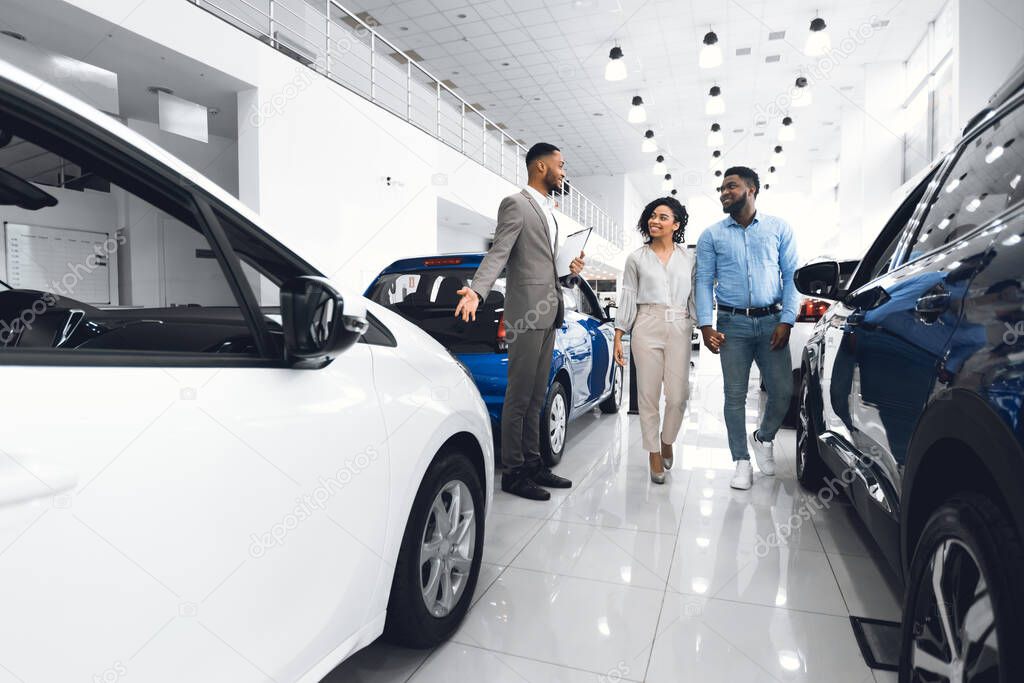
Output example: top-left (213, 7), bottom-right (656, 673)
top-left (730, 460), bottom-right (753, 490)
top-left (749, 430), bottom-right (776, 476)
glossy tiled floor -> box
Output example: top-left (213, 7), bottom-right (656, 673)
top-left (327, 353), bottom-right (902, 682)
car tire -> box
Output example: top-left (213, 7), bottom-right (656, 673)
top-left (383, 450), bottom-right (484, 649)
top-left (899, 492), bottom-right (1024, 682)
top-left (796, 371), bottom-right (829, 491)
top-left (540, 381), bottom-right (569, 467)
top-left (599, 365), bottom-right (623, 414)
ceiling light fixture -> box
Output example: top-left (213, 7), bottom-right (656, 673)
top-left (792, 76), bottom-right (813, 107)
top-left (709, 149), bottom-right (724, 172)
top-left (779, 115), bottom-right (795, 141)
top-left (705, 85), bottom-right (725, 115)
top-left (662, 173), bottom-right (673, 192)
top-left (605, 45), bottom-right (627, 81)
top-left (628, 95), bottom-right (647, 123)
top-left (771, 144), bottom-right (787, 167)
top-left (642, 129), bottom-right (657, 153)
top-left (653, 154), bottom-right (667, 174)
top-left (804, 16), bottom-right (831, 57)
top-left (699, 30), bottom-right (723, 69)
top-left (707, 122), bottom-right (723, 148)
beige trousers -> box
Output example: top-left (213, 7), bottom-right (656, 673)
top-left (631, 304), bottom-right (694, 453)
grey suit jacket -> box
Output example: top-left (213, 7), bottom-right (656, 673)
top-left (470, 189), bottom-right (564, 330)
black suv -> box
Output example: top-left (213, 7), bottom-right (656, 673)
top-left (794, 62), bottom-right (1024, 680)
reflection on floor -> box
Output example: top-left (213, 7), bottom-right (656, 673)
top-left (326, 352), bottom-right (902, 683)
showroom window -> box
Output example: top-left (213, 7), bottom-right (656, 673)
top-left (0, 119), bottom-right (260, 357)
top-left (905, 102), bottom-right (1024, 263)
top-left (902, 1), bottom-right (957, 182)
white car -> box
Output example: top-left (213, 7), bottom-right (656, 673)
top-left (0, 54), bottom-right (493, 682)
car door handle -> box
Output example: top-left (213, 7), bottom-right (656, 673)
top-left (915, 291), bottom-right (950, 323)
top-left (0, 461), bottom-right (77, 507)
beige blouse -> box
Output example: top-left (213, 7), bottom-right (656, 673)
top-left (614, 244), bottom-right (697, 332)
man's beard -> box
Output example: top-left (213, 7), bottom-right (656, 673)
top-left (722, 194), bottom-right (747, 215)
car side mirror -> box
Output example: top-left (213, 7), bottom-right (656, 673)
top-left (280, 276), bottom-right (368, 368)
top-left (843, 285), bottom-right (891, 312)
top-left (794, 261), bottom-right (841, 299)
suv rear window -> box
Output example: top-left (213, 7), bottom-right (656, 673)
top-left (366, 268), bottom-right (505, 353)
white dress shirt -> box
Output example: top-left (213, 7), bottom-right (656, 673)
top-left (523, 185), bottom-right (557, 254)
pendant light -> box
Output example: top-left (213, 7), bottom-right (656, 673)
top-left (628, 95), bottom-right (647, 123)
top-left (705, 85), bottom-right (725, 115)
top-left (792, 76), bottom-right (813, 107)
top-left (605, 45), bottom-right (627, 81)
top-left (707, 122), bottom-right (723, 148)
top-left (699, 30), bottom-right (722, 69)
top-left (778, 116), bottom-right (795, 141)
top-left (642, 129), bottom-right (657, 153)
top-left (662, 173), bottom-right (673, 192)
top-left (804, 16), bottom-right (831, 56)
top-left (771, 145), bottom-right (787, 167)
top-left (709, 149), bottom-right (724, 172)
top-left (652, 154), bottom-right (667, 175)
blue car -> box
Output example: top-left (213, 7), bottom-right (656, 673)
top-left (366, 254), bottom-right (623, 464)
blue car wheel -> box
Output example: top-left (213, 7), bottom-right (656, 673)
top-left (540, 381), bottom-right (569, 466)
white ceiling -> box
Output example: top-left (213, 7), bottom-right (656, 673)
top-left (0, 0), bottom-right (251, 139)
top-left (337, 0), bottom-right (947, 198)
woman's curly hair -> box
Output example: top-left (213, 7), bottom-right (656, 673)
top-left (636, 197), bottom-right (688, 244)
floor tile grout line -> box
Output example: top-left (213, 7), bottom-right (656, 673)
top-left (639, 426), bottom-right (693, 682)
top-left (488, 563), bottom-right (667, 595)
top-left (662, 590), bottom-right (857, 621)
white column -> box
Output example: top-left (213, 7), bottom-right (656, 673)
top-left (955, 0), bottom-right (1024, 131)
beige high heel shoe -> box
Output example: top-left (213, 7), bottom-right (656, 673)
top-left (649, 452), bottom-right (666, 484)
top-left (661, 441), bottom-right (674, 470)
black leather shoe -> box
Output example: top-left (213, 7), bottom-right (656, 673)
top-left (530, 467), bottom-right (572, 489)
top-left (501, 471), bottom-right (551, 500)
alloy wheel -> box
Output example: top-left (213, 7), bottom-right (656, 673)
top-left (909, 538), bottom-right (998, 682)
top-left (418, 480), bottom-right (476, 618)
top-left (549, 392), bottom-right (567, 453)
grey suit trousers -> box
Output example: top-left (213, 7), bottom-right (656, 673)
top-left (502, 325), bottom-right (558, 469)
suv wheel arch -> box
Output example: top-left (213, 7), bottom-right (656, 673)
top-left (902, 389), bottom-right (1024, 579)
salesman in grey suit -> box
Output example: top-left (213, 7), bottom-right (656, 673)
top-left (454, 143), bottom-right (585, 500)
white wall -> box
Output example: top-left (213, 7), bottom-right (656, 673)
top-left (125, 118), bottom-right (239, 197)
top-left (956, 0), bottom-right (1024, 131)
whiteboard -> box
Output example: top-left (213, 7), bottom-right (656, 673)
top-left (4, 222), bottom-right (113, 304)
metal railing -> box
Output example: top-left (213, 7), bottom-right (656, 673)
top-left (188, 0), bottom-right (623, 247)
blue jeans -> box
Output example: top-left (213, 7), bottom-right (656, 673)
top-left (717, 311), bottom-right (793, 461)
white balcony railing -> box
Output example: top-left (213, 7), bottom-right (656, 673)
top-left (188, 0), bottom-right (623, 247)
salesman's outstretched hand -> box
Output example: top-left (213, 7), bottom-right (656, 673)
top-left (570, 251), bottom-right (585, 276)
top-left (454, 287), bottom-right (479, 322)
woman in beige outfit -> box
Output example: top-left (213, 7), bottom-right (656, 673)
top-left (613, 197), bottom-right (696, 483)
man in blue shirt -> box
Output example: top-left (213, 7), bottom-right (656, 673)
top-left (695, 166), bottom-right (800, 490)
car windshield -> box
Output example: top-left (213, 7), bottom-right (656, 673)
top-left (366, 268), bottom-right (505, 353)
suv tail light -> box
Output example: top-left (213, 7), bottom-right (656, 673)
top-left (496, 313), bottom-right (508, 352)
top-left (797, 298), bottom-right (831, 323)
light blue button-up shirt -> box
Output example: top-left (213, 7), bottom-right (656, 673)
top-left (695, 212), bottom-right (800, 327)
